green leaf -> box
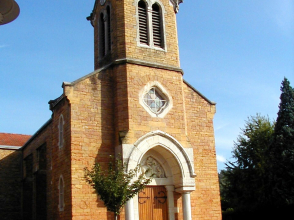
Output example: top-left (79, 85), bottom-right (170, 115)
top-left (84, 154), bottom-right (153, 216)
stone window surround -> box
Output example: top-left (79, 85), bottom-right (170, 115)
top-left (136, 0), bottom-right (167, 51)
top-left (58, 114), bottom-right (64, 149)
top-left (139, 81), bottom-right (173, 118)
top-left (143, 86), bottom-right (168, 115)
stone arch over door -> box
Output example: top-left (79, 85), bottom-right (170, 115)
top-left (123, 130), bottom-right (196, 220)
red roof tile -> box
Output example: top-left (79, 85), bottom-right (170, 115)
top-left (0, 133), bottom-right (32, 147)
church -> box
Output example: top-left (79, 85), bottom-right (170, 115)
top-left (0, 0), bottom-right (222, 219)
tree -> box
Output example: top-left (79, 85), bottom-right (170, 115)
top-left (221, 114), bottom-right (275, 211)
top-left (270, 77), bottom-right (294, 205)
top-left (220, 78), bottom-right (294, 217)
top-left (84, 155), bottom-right (153, 220)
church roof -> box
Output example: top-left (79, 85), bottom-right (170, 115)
top-left (0, 132), bottom-right (31, 149)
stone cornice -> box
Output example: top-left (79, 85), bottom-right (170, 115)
top-left (64, 58), bottom-right (183, 88)
top-left (113, 58), bottom-right (183, 74)
top-left (0, 145), bottom-right (21, 150)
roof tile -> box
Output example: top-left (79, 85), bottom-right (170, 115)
top-left (0, 133), bottom-right (32, 147)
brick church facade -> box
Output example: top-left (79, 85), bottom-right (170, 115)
top-left (0, 0), bottom-right (222, 219)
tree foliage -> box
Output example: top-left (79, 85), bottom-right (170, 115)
top-left (84, 156), bottom-right (153, 219)
top-left (221, 114), bottom-right (274, 211)
top-left (221, 78), bottom-right (294, 213)
top-left (270, 77), bottom-right (294, 205)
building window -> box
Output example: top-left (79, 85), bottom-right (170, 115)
top-left (99, 12), bottom-right (106, 57)
top-left (138, 0), bottom-right (165, 49)
top-left (152, 3), bottom-right (163, 48)
top-left (99, 6), bottom-right (111, 59)
top-left (138, 0), bottom-right (148, 45)
top-left (139, 81), bottom-right (172, 118)
top-left (106, 6), bottom-right (111, 52)
top-left (58, 115), bottom-right (64, 149)
top-left (37, 144), bottom-right (47, 171)
top-left (58, 175), bottom-right (64, 211)
top-left (23, 154), bottom-right (33, 179)
top-left (144, 87), bottom-right (167, 114)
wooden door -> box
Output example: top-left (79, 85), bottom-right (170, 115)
top-left (139, 186), bottom-right (168, 220)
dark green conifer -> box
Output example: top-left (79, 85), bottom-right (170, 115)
top-left (271, 77), bottom-right (294, 205)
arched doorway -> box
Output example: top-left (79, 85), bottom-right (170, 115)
top-left (123, 130), bottom-right (196, 220)
top-left (137, 149), bottom-right (173, 220)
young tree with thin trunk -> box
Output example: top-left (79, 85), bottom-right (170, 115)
top-left (84, 155), bottom-right (153, 220)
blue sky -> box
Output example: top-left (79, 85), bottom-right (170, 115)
top-left (1, 0), bottom-right (293, 171)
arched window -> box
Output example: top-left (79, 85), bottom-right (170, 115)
top-left (138, 0), bottom-right (149, 45)
top-left (99, 12), bottom-right (106, 57)
top-left (98, 6), bottom-right (111, 59)
top-left (152, 3), bottom-right (163, 48)
top-left (58, 115), bottom-right (64, 149)
top-left (58, 175), bottom-right (64, 211)
top-left (137, 1), bottom-right (165, 49)
top-left (106, 6), bottom-right (111, 52)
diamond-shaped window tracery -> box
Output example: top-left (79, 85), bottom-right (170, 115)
top-left (143, 87), bottom-right (167, 114)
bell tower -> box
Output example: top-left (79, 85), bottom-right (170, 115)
top-left (85, 0), bottom-right (190, 159)
top-left (87, 0), bottom-right (183, 71)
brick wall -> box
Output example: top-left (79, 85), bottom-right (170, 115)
top-left (183, 83), bottom-right (222, 220)
top-left (121, 64), bottom-right (186, 144)
top-left (64, 70), bottom-right (116, 220)
top-left (94, 0), bottom-right (126, 69)
top-left (0, 149), bottom-right (22, 220)
top-left (22, 120), bottom-right (53, 220)
top-left (61, 59), bottom-right (222, 219)
top-left (50, 98), bottom-right (72, 220)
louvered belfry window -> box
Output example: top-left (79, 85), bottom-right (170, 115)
top-left (138, 1), bottom-right (148, 45)
top-left (152, 4), bottom-right (163, 48)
